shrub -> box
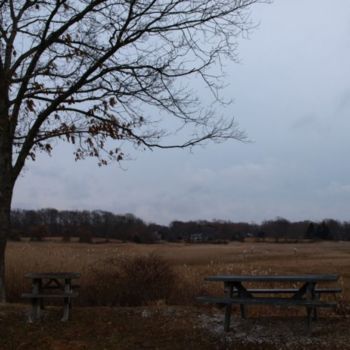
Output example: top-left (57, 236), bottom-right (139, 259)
top-left (85, 253), bottom-right (177, 306)
top-left (78, 235), bottom-right (92, 244)
top-left (62, 235), bottom-right (71, 242)
top-left (117, 254), bottom-right (176, 305)
top-left (77, 226), bottom-right (93, 243)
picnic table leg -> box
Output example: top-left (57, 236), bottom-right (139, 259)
top-left (312, 292), bottom-right (320, 320)
top-left (30, 278), bottom-right (41, 321)
top-left (305, 282), bottom-right (316, 333)
top-left (61, 278), bottom-right (72, 321)
top-left (239, 293), bottom-right (246, 319)
top-left (239, 305), bottom-right (246, 319)
top-left (61, 297), bottom-right (70, 321)
top-left (38, 280), bottom-right (45, 310)
top-left (28, 297), bottom-right (41, 322)
top-left (224, 304), bottom-right (232, 332)
top-left (223, 282), bottom-right (234, 331)
top-left (306, 307), bottom-right (312, 333)
top-left (232, 282), bottom-right (249, 319)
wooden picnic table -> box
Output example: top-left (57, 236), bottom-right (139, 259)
top-left (22, 272), bottom-right (80, 322)
top-left (198, 274), bottom-right (341, 332)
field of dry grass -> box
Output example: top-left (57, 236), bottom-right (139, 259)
top-left (2, 241), bottom-right (350, 350)
top-left (5, 240), bottom-right (350, 305)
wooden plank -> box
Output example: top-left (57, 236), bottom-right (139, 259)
top-left (25, 272), bottom-right (81, 279)
top-left (237, 288), bottom-right (342, 294)
top-left (22, 292), bottom-right (79, 298)
top-left (196, 296), bottom-right (337, 307)
top-left (205, 274), bottom-right (339, 283)
top-left (24, 283), bottom-right (80, 292)
top-left (314, 288), bottom-right (342, 293)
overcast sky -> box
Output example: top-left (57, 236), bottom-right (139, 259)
top-left (13, 0), bottom-right (350, 225)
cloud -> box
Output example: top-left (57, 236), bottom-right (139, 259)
top-left (335, 89), bottom-right (350, 118)
top-left (317, 181), bottom-right (350, 197)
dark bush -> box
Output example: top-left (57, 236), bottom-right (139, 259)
top-left (117, 254), bottom-right (176, 305)
top-left (83, 254), bottom-right (176, 306)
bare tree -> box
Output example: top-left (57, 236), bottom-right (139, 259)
top-left (0, 0), bottom-right (266, 300)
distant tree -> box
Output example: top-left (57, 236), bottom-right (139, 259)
top-left (133, 235), bottom-right (142, 244)
top-left (78, 225), bottom-right (93, 244)
top-left (316, 221), bottom-right (331, 240)
top-left (24, 210), bottom-right (40, 228)
top-left (147, 223), bottom-right (168, 241)
top-left (257, 230), bottom-right (265, 241)
top-left (39, 208), bottom-right (59, 236)
top-left (289, 221), bottom-right (309, 240)
top-left (0, 0), bottom-right (268, 300)
top-left (62, 234), bottom-right (71, 243)
top-left (304, 222), bottom-right (315, 240)
top-left (269, 217), bottom-right (289, 241)
top-left (29, 224), bottom-right (47, 242)
top-left (342, 222), bottom-right (350, 241)
top-left (323, 219), bottom-right (342, 240)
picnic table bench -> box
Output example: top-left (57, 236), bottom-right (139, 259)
top-left (197, 274), bottom-right (341, 332)
top-left (22, 272), bottom-right (80, 322)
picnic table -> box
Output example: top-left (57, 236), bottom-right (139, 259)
top-left (197, 274), bottom-right (341, 332)
top-left (22, 272), bottom-right (80, 322)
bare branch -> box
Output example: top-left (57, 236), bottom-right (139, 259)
top-left (0, 0), bottom-right (268, 178)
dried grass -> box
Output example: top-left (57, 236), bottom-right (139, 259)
top-left (5, 241), bottom-right (350, 309)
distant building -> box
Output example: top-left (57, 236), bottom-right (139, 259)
top-left (189, 233), bottom-right (208, 242)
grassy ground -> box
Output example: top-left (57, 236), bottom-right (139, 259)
top-left (5, 240), bottom-right (350, 304)
top-left (2, 241), bottom-right (350, 349)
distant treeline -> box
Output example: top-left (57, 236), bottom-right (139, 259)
top-left (10, 208), bottom-right (350, 243)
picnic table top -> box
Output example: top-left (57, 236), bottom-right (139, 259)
top-left (25, 272), bottom-right (81, 279)
top-left (205, 274), bottom-right (339, 283)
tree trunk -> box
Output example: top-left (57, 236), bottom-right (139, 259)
top-left (0, 180), bottom-right (12, 302)
top-left (0, 148), bottom-right (13, 301)
top-left (0, 172), bottom-right (13, 303)
top-left (0, 82), bottom-right (14, 302)
top-left (0, 238), bottom-right (6, 303)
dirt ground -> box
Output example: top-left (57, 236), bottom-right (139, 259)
top-left (1, 303), bottom-right (350, 350)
